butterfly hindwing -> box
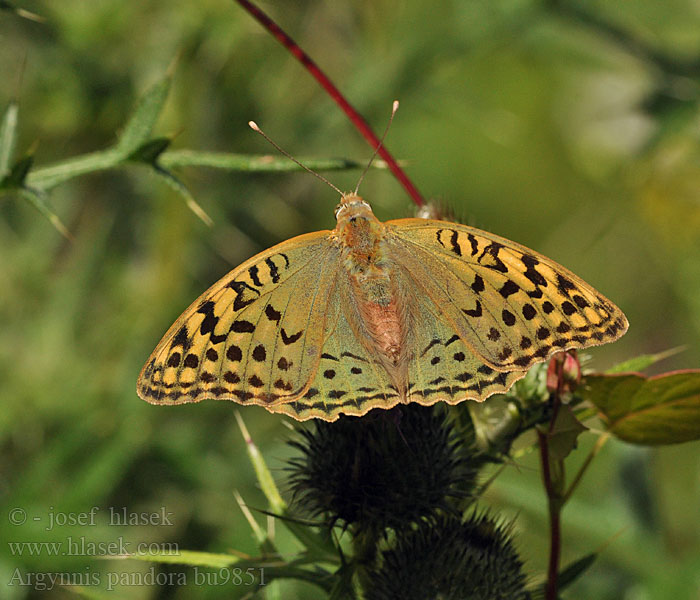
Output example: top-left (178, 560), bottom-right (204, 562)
top-left (387, 218), bottom-right (628, 372)
top-left (137, 231), bottom-right (339, 408)
top-left (274, 279), bottom-right (400, 422)
top-left (405, 289), bottom-right (527, 405)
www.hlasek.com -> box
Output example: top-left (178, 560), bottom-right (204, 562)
top-left (8, 566), bottom-right (266, 592)
top-left (8, 536), bottom-right (177, 557)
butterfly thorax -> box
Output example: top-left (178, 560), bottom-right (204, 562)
top-left (334, 195), bottom-right (408, 378)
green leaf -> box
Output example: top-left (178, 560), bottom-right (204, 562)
top-left (527, 553), bottom-right (596, 599)
top-left (558, 552), bottom-right (597, 590)
top-left (583, 370), bottom-right (700, 445)
top-left (544, 403), bottom-right (588, 461)
top-left (0, 1), bottom-right (44, 21)
top-left (116, 75), bottom-right (171, 157)
top-left (127, 137), bottom-right (171, 164)
top-left (118, 549), bottom-right (240, 568)
top-left (606, 347), bottom-right (684, 374)
top-left (150, 164), bottom-right (213, 226)
top-left (235, 412), bottom-right (338, 561)
top-left (235, 411), bottom-right (286, 514)
top-left (1, 154), bottom-right (33, 189)
top-left (328, 563), bottom-right (358, 600)
top-left (19, 187), bottom-right (73, 240)
top-left (0, 101), bottom-right (19, 178)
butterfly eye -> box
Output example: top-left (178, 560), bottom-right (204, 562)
top-left (334, 203), bottom-right (347, 219)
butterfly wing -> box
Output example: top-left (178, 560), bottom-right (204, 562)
top-left (273, 276), bottom-right (401, 422)
top-left (404, 288), bottom-right (527, 405)
top-left (137, 230), bottom-right (341, 409)
top-left (386, 218), bottom-right (628, 374)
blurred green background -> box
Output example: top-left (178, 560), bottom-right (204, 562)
top-left (1, 1), bottom-right (699, 598)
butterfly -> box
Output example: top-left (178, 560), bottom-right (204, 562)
top-left (137, 192), bottom-right (628, 422)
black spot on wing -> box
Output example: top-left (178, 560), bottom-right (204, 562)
top-left (446, 335), bottom-right (460, 346)
top-left (556, 274), bottom-right (576, 295)
top-left (252, 345), bottom-right (266, 361)
top-left (467, 233), bottom-right (478, 256)
top-left (227, 345), bottom-right (242, 362)
top-left (478, 242), bottom-right (507, 273)
top-left (471, 275), bottom-right (485, 294)
top-left (265, 304), bottom-right (281, 322)
top-left (341, 351), bottom-right (369, 362)
top-left (281, 328), bottom-right (303, 345)
top-left (521, 254), bottom-right (547, 287)
top-left (499, 280), bottom-right (519, 298)
top-left (522, 304), bottom-right (536, 320)
top-left (248, 265), bottom-right (263, 287)
top-left (227, 280), bottom-right (260, 311)
top-left (561, 301), bottom-right (576, 315)
top-left (449, 230), bottom-right (462, 256)
top-left (265, 257), bottom-right (280, 283)
top-left (463, 301), bottom-right (482, 318)
top-left (502, 310), bottom-right (516, 326)
top-left (231, 320), bottom-right (255, 333)
top-left (421, 338), bottom-right (441, 357)
top-left (436, 228), bottom-right (462, 256)
top-left (171, 326), bottom-right (191, 352)
top-left (198, 301), bottom-right (227, 344)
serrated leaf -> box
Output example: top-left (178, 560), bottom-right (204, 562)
top-left (116, 75), bottom-right (171, 156)
top-left (606, 347), bottom-right (684, 374)
top-left (545, 403), bottom-right (588, 461)
top-left (583, 370), bottom-right (700, 445)
top-left (0, 101), bottom-right (19, 177)
top-left (19, 187), bottom-right (73, 240)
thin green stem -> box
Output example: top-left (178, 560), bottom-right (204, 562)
top-left (563, 432), bottom-right (610, 503)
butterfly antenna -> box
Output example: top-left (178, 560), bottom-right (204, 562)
top-left (353, 100), bottom-right (399, 195)
top-left (248, 121), bottom-right (344, 197)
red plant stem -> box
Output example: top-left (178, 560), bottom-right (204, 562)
top-left (538, 427), bottom-right (561, 600)
top-left (235, 0), bottom-right (426, 207)
top-left (540, 359), bottom-right (565, 600)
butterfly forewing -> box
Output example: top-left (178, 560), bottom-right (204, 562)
top-left (137, 231), bottom-right (339, 408)
top-left (387, 219), bottom-right (628, 372)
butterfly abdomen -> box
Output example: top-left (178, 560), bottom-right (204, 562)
top-left (333, 197), bottom-right (411, 385)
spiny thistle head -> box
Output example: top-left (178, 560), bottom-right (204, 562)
top-left (366, 512), bottom-right (529, 600)
top-left (286, 404), bottom-right (482, 533)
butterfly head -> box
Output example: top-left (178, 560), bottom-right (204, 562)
top-left (334, 193), bottom-right (374, 222)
